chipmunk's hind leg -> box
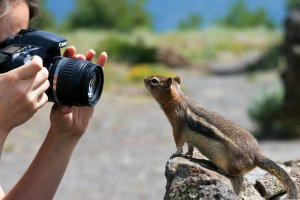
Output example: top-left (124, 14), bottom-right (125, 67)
top-left (184, 144), bottom-right (194, 157)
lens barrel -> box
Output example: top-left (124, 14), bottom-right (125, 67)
top-left (47, 56), bottom-right (104, 106)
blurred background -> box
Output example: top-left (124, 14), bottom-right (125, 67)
top-left (1, 0), bottom-right (300, 199)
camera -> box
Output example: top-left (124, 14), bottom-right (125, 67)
top-left (0, 29), bottom-right (104, 106)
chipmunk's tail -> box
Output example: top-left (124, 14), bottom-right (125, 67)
top-left (255, 154), bottom-right (298, 199)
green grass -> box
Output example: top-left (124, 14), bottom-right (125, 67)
top-left (156, 26), bottom-right (281, 62)
top-left (59, 26), bottom-right (281, 63)
top-left (59, 29), bottom-right (106, 57)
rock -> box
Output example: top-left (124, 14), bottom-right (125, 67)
top-left (209, 51), bottom-right (264, 75)
top-left (164, 153), bottom-right (300, 200)
top-left (164, 153), bottom-right (263, 200)
top-left (254, 161), bottom-right (300, 199)
top-left (255, 174), bottom-right (285, 199)
top-left (157, 47), bottom-right (190, 67)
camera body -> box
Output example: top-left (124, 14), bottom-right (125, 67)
top-left (0, 29), bottom-right (104, 106)
top-left (0, 29), bottom-right (67, 72)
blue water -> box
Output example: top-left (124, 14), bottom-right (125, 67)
top-left (46, 0), bottom-right (287, 31)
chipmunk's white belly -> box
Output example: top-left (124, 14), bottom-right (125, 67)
top-left (184, 129), bottom-right (229, 170)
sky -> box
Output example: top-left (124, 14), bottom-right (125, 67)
top-left (46, 0), bottom-right (287, 31)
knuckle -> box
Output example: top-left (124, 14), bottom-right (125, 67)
top-left (24, 98), bottom-right (36, 112)
top-left (44, 93), bottom-right (49, 102)
top-left (30, 58), bottom-right (43, 70)
top-left (40, 67), bottom-right (49, 80)
top-left (45, 79), bottom-right (50, 88)
top-left (17, 87), bottom-right (27, 97)
top-left (42, 94), bottom-right (49, 105)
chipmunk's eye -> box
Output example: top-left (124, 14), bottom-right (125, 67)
top-left (151, 78), bottom-right (159, 86)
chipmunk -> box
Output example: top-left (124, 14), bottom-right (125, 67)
top-left (144, 75), bottom-right (298, 199)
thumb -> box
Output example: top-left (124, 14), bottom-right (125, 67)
top-left (13, 56), bottom-right (43, 80)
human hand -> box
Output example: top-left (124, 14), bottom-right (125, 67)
top-left (0, 56), bottom-right (49, 133)
top-left (49, 47), bottom-right (107, 138)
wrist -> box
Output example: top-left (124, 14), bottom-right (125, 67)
top-left (0, 119), bottom-right (13, 135)
top-left (40, 128), bottom-right (80, 160)
top-left (0, 126), bottom-right (11, 138)
top-left (47, 126), bottom-right (81, 146)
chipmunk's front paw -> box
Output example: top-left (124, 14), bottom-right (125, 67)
top-left (184, 151), bottom-right (193, 158)
top-left (170, 146), bottom-right (184, 159)
top-left (170, 153), bottom-right (183, 159)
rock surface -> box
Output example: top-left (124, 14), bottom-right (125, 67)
top-left (164, 153), bottom-right (300, 200)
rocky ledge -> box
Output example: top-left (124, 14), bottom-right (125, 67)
top-left (164, 153), bottom-right (300, 200)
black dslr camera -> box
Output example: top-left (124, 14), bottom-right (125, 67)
top-left (0, 29), bottom-right (104, 106)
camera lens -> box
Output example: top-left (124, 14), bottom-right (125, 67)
top-left (88, 72), bottom-right (97, 98)
top-left (47, 56), bottom-right (104, 106)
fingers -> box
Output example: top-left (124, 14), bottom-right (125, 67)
top-left (75, 49), bottom-right (96, 61)
top-left (32, 76), bottom-right (50, 98)
top-left (64, 46), bottom-right (90, 60)
top-left (31, 67), bottom-right (49, 90)
top-left (35, 93), bottom-right (48, 110)
top-left (85, 49), bottom-right (96, 61)
top-left (63, 46), bottom-right (108, 68)
top-left (63, 46), bottom-right (76, 58)
top-left (97, 52), bottom-right (108, 68)
top-left (74, 54), bottom-right (86, 60)
top-left (26, 70), bottom-right (50, 110)
top-left (13, 56), bottom-right (43, 80)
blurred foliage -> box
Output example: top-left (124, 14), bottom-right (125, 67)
top-left (30, 0), bottom-right (54, 29)
top-left (287, 0), bottom-right (300, 10)
top-left (246, 45), bottom-right (283, 72)
top-left (75, 26), bottom-right (280, 65)
top-left (63, 0), bottom-right (151, 31)
top-left (248, 86), bottom-right (285, 139)
top-left (177, 13), bottom-right (203, 30)
top-left (98, 33), bottom-right (157, 64)
top-left (248, 86), bottom-right (300, 139)
top-left (218, 0), bottom-right (275, 29)
top-left (155, 27), bottom-right (280, 63)
top-left (126, 64), bottom-right (174, 83)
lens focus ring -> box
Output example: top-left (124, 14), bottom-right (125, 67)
top-left (49, 57), bottom-right (104, 106)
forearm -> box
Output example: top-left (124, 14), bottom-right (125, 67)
top-left (3, 128), bottom-right (80, 200)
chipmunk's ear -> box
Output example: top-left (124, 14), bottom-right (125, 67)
top-left (173, 76), bottom-right (181, 85)
top-left (165, 77), bottom-right (173, 88)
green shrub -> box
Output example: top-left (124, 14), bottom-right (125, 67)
top-left (246, 45), bottom-right (282, 72)
top-left (98, 34), bottom-right (158, 63)
top-left (30, 0), bottom-right (54, 29)
top-left (63, 0), bottom-right (151, 31)
top-left (287, 0), bottom-right (300, 10)
top-left (218, 0), bottom-right (275, 29)
top-left (248, 86), bottom-right (285, 139)
top-left (177, 13), bottom-right (203, 30)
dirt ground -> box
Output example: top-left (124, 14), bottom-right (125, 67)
top-left (1, 69), bottom-right (299, 200)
